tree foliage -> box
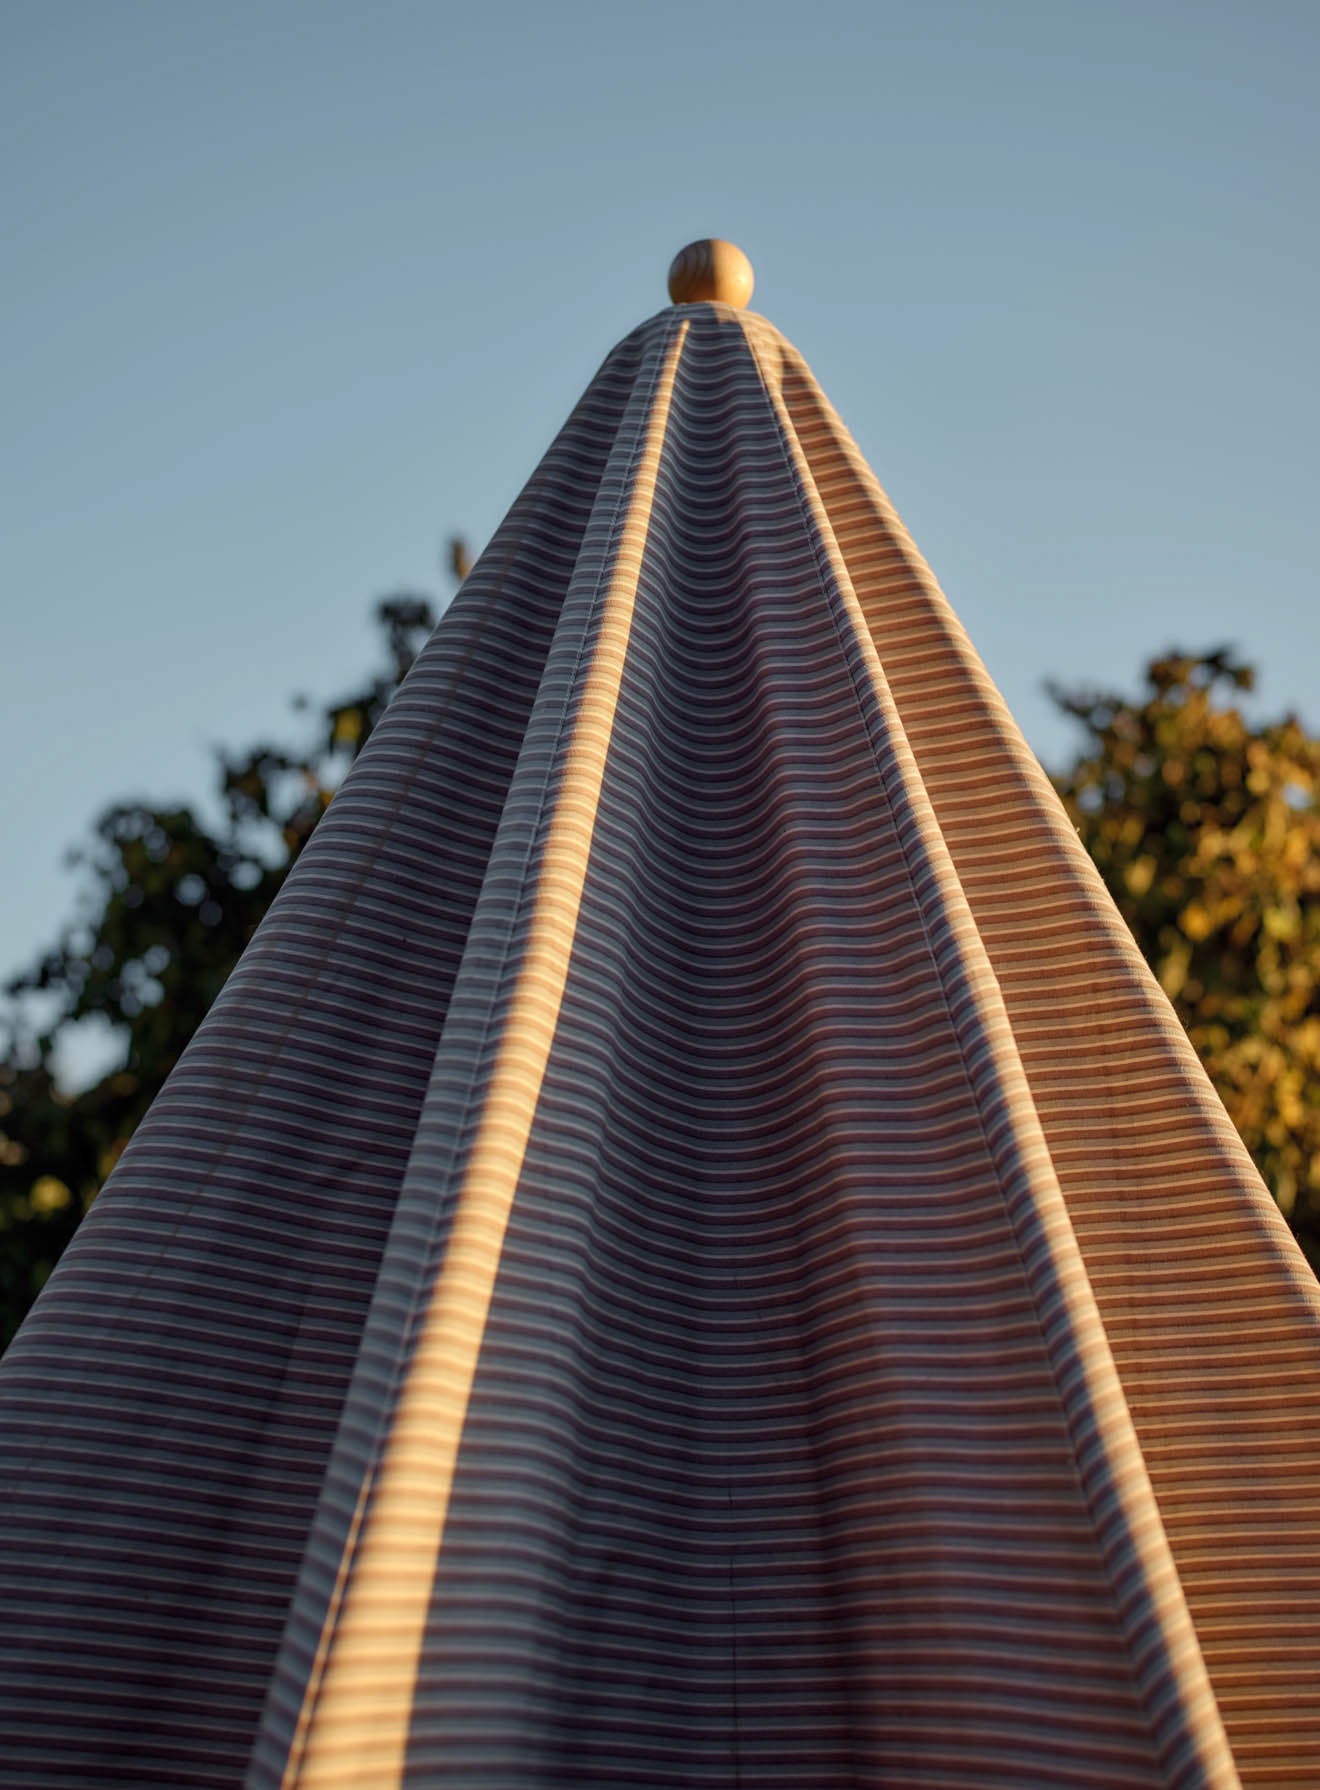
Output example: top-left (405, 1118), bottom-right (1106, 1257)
top-left (0, 596), bottom-right (438, 1346)
top-left (2, 632), bottom-right (1317, 1346)
top-left (1053, 649), bottom-right (1320, 1266)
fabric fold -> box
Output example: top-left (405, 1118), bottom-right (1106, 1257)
top-left (743, 311), bottom-right (1320, 1784)
top-left (251, 317), bottom-right (690, 1789)
top-left (746, 317), bottom-right (1239, 1787)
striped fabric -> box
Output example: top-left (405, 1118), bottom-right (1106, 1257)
top-left (1, 299), bottom-right (1318, 1789)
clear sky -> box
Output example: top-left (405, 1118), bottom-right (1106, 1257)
top-left (4, 0), bottom-right (1318, 1007)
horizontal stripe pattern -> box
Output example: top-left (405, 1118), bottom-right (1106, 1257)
top-left (1, 298), bottom-right (1317, 1787)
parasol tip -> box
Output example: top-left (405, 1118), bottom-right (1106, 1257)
top-left (667, 239), bottom-right (755, 309)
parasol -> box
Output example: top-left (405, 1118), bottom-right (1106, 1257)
top-left (1, 240), bottom-right (1317, 1790)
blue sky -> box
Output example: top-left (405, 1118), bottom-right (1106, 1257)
top-left (4, 0), bottom-right (1318, 1014)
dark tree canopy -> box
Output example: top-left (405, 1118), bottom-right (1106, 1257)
top-left (0, 596), bottom-right (438, 1345)
top-left (2, 633), bottom-right (1317, 1345)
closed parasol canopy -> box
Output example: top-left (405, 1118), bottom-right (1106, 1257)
top-left (1, 241), bottom-right (1318, 1790)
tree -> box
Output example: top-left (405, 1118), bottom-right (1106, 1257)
top-left (0, 593), bottom-right (442, 1346)
top-left (1052, 648), bottom-right (1320, 1267)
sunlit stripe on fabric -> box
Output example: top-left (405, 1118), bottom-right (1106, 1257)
top-left (278, 322), bottom-right (689, 1790)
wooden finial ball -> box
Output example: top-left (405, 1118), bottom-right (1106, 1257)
top-left (667, 239), bottom-right (755, 309)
